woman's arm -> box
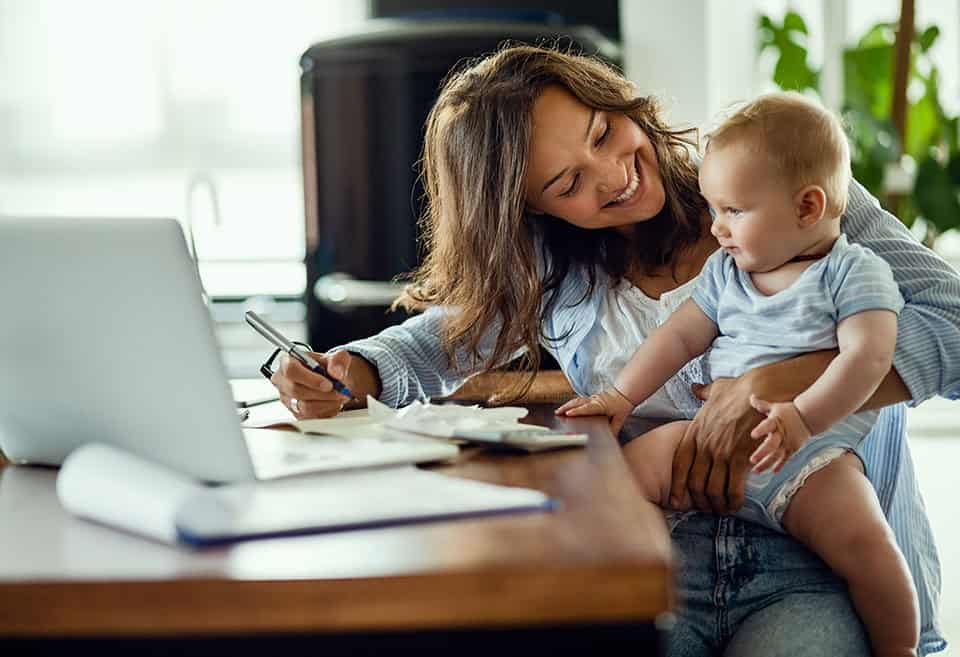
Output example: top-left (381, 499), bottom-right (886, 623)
top-left (272, 306), bottom-right (521, 418)
top-left (333, 306), bottom-right (522, 408)
top-left (844, 179), bottom-right (960, 403)
top-left (667, 349), bottom-right (910, 513)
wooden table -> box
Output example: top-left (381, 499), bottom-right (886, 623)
top-left (0, 405), bottom-right (673, 655)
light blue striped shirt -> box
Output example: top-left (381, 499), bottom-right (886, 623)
top-left (339, 180), bottom-right (956, 654)
top-left (693, 234), bottom-right (904, 380)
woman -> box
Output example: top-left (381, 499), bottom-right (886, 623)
top-left (271, 45), bottom-right (956, 656)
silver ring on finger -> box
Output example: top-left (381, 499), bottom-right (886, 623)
top-left (291, 398), bottom-right (301, 414)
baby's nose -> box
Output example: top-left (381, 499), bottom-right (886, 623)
top-left (710, 218), bottom-right (728, 238)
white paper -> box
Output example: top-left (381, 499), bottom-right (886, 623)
top-left (56, 444), bottom-right (553, 546)
top-left (243, 396), bottom-right (547, 441)
top-left (176, 465), bottom-right (552, 542)
top-left (57, 443), bottom-right (202, 543)
top-left (371, 396), bottom-right (546, 438)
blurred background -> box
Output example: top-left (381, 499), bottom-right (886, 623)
top-left (1, 0), bottom-right (957, 644)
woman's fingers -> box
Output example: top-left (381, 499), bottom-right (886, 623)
top-left (326, 349), bottom-right (352, 381)
top-left (279, 393), bottom-right (343, 419)
top-left (271, 351), bottom-right (352, 419)
top-left (749, 394), bottom-right (772, 414)
top-left (277, 353), bottom-right (336, 391)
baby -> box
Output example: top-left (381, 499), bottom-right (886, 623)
top-left (558, 92), bottom-right (919, 657)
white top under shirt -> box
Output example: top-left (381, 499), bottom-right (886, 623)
top-left (582, 275), bottom-right (702, 421)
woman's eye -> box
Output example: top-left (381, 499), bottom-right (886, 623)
top-left (561, 173), bottom-right (580, 197)
top-left (595, 122), bottom-right (611, 146)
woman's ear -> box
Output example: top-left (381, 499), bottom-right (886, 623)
top-left (794, 185), bottom-right (827, 227)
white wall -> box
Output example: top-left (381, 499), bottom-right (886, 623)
top-left (620, 0), bottom-right (757, 132)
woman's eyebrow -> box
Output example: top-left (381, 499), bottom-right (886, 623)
top-left (541, 109), bottom-right (598, 193)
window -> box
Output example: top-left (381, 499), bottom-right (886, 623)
top-left (0, 0), bottom-right (368, 298)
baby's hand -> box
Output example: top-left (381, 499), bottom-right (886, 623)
top-left (747, 396), bottom-right (813, 474)
top-left (555, 388), bottom-right (636, 436)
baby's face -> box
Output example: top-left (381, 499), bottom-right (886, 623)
top-left (524, 85), bottom-right (666, 232)
top-left (699, 143), bottom-right (805, 273)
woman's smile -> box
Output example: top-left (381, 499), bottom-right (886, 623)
top-left (525, 85), bottom-right (666, 230)
top-left (604, 155), bottom-right (644, 208)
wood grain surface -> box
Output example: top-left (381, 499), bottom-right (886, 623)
top-left (0, 399), bottom-right (672, 637)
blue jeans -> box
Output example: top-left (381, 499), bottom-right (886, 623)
top-left (666, 511), bottom-right (871, 657)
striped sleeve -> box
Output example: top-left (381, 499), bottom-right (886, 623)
top-left (843, 180), bottom-right (960, 404)
top-left (333, 306), bottom-right (522, 407)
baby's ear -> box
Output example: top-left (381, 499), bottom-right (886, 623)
top-left (794, 185), bottom-right (827, 227)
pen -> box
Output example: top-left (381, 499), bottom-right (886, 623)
top-left (244, 310), bottom-right (353, 398)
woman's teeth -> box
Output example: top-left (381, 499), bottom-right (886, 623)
top-left (610, 161), bottom-right (640, 205)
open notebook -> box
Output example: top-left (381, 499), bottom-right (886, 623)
top-left (57, 443), bottom-right (555, 546)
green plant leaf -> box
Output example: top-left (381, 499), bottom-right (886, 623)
top-left (918, 25), bottom-right (940, 52)
top-left (858, 22), bottom-right (896, 48)
top-left (947, 151), bottom-right (960, 184)
top-left (774, 42), bottom-right (817, 90)
top-left (844, 45), bottom-right (893, 117)
top-left (907, 91), bottom-right (941, 159)
top-left (783, 11), bottom-right (809, 35)
top-left (914, 156), bottom-right (960, 233)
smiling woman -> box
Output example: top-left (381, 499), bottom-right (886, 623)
top-left (267, 44), bottom-right (959, 656)
top-left (525, 85), bottom-right (664, 228)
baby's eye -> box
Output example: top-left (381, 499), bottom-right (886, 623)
top-left (726, 207), bottom-right (743, 217)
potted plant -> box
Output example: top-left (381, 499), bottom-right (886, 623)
top-left (758, 7), bottom-right (960, 254)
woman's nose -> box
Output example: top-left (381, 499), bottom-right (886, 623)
top-left (596, 159), bottom-right (629, 193)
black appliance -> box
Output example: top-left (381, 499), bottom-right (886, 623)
top-left (300, 17), bottom-right (620, 352)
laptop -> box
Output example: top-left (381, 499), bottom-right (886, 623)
top-left (0, 217), bottom-right (456, 482)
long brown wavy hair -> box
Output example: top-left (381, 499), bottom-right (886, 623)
top-left (396, 44), bottom-right (706, 400)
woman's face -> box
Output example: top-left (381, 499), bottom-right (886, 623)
top-left (524, 85), bottom-right (666, 231)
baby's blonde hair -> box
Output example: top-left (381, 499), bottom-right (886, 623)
top-left (706, 91), bottom-right (851, 217)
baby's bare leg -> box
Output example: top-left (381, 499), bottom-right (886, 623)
top-left (781, 453), bottom-right (919, 657)
top-left (622, 421), bottom-right (690, 508)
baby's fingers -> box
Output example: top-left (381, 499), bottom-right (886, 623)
top-left (752, 449), bottom-right (785, 474)
top-left (751, 417), bottom-right (779, 439)
top-left (563, 400), bottom-right (605, 417)
top-left (749, 432), bottom-right (782, 464)
top-left (556, 397), bottom-right (590, 415)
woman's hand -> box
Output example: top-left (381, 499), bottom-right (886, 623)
top-left (668, 377), bottom-right (761, 514)
top-left (556, 388), bottom-right (635, 436)
top-left (669, 350), bottom-right (841, 514)
top-left (270, 350), bottom-right (382, 419)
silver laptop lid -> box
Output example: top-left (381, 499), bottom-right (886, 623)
top-left (0, 217), bottom-right (255, 482)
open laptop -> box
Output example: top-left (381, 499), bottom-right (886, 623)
top-left (0, 217), bottom-right (456, 482)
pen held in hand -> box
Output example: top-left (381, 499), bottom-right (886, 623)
top-left (244, 310), bottom-right (353, 399)
top-left (290, 347), bottom-right (353, 398)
